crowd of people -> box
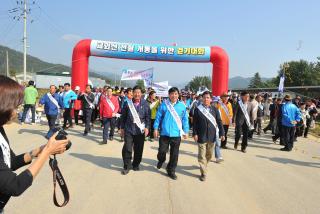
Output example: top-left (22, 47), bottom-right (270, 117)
top-left (1, 73), bottom-right (320, 213)
top-left (17, 80), bottom-right (319, 181)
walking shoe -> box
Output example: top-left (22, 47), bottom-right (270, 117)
top-left (272, 136), bottom-right (277, 143)
top-left (263, 129), bottom-right (267, 134)
top-left (216, 158), bottom-right (224, 163)
top-left (157, 162), bottom-right (163, 169)
top-left (167, 172), bottom-right (177, 180)
top-left (99, 140), bottom-right (107, 145)
top-left (199, 174), bottom-right (206, 182)
top-left (221, 145), bottom-right (228, 149)
top-left (109, 136), bottom-right (113, 141)
top-left (121, 169), bottom-right (130, 175)
top-left (133, 166), bottom-right (140, 171)
top-left (83, 132), bottom-right (88, 136)
top-left (280, 147), bottom-right (290, 151)
top-left (241, 149), bottom-right (247, 153)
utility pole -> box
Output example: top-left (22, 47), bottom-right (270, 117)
top-left (6, 51), bottom-right (10, 77)
top-left (23, 0), bottom-right (27, 81)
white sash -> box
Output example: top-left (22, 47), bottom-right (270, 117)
top-left (106, 97), bottom-right (115, 112)
top-left (258, 103), bottom-right (264, 111)
top-left (164, 100), bottom-right (185, 136)
top-left (150, 100), bottom-right (158, 110)
top-left (84, 94), bottom-right (95, 109)
top-left (238, 99), bottom-right (253, 129)
top-left (197, 104), bottom-right (218, 129)
top-left (127, 100), bottom-right (145, 133)
top-left (47, 93), bottom-right (60, 109)
top-left (0, 133), bottom-right (11, 168)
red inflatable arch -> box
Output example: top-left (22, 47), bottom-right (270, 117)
top-left (71, 39), bottom-right (229, 96)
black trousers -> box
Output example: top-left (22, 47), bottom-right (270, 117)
top-left (91, 107), bottom-right (98, 123)
top-left (157, 136), bottom-right (181, 173)
top-left (221, 125), bottom-right (229, 147)
top-left (235, 122), bottom-right (249, 150)
top-left (102, 117), bottom-right (116, 141)
top-left (304, 119), bottom-right (312, 137)
top-left (83, 108), bottom-right (93, 133)
top-left (149, 119), bottom-right (155, 139)
top-left (122, 133), bottom-right (145, 169)
top-left (63, 108), bottom-right (72, 128)
top-left (282, 126), bottom-right (295, 150)
top-left (264, 117), bottom-right (275, 134)
top-left (46, 114), bottom-right (57, 138)
top-left (74, 110), bottom-right (80, 125)
top-left (248, 120), bottom-right (256, 138)
top-left (21, 104), bottom-right (36, 123)
top-left (295, 125), bottom-right (304, 138)
top-left (273, 123), bottom-right (284, 145)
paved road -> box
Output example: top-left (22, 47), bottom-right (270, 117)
top-left (4, 122), bottom-right (320, 214)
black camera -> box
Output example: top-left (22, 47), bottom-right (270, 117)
top-left (54, 128), bottom-right (72, 150)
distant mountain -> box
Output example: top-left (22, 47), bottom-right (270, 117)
top-left (0, 44), bottom-right (113, 81)
top-left (228, 76), bottom-right (272, 89)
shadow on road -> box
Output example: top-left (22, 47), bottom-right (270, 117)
top-left (18, 128), bottom-right (47, 137)
top-left (69, 152), bottom-right (200, 178)
top-left (256, 155), bottom-right (320, 168)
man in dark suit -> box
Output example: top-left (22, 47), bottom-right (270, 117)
top-left (233, 91), bottom-right (253, 153)
top-left (78, 84), bottom-right (95, 136)
top-left (120, 86), bottom-right (151, 175)
top-left (193, 91), bottom-right (225, 181)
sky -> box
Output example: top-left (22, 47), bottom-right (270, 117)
top-left (0, 0), bottom-right (320, 85)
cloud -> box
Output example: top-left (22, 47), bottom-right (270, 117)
top-left (61, 34), bottom-right (82, 42)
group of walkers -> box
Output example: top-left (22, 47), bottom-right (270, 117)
top-left (18, 80), bottom-right (318, 181)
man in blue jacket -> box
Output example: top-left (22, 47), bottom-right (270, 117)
top-left (281, 94), bottom-right (301, 151)
top-left (61, 83), bottom-right (77, 129)
top-left (39, 85), bottom-right (63, 139)
top-left (154, 87), bottom-right (189, 180)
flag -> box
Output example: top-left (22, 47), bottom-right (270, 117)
top-left (121, 68), bottom-right (153, 81)
top-left (278, 72), bottom-right (285, 93)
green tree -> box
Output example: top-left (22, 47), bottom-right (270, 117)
top-left (273, 60), bottom-right (320, 87)
top-left (186, 76), bottom-right (211, 92)
top-left (248, 72), bottom-right (263, 88)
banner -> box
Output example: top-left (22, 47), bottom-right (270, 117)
top-left (90, 40), bottom-right (211, 62)
top-left (278, 73), bottom-right (285, 93)
top-left (121, 68), bottom-right (153, 81)
top-left (152, 81), bottom-right (169, 97)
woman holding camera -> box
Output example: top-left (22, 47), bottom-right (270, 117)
top-left (0, 75), bottom-right (69, 213)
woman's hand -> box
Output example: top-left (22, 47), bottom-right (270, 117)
top-left (44, 133), bottom-right (69, 156)
top-left (27, 133), bottom-right (70, 179)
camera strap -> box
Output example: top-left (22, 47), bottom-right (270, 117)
top-left (49, 155), bottom-right (70, 207)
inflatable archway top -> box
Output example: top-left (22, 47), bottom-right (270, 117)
top-left (71, 39), bottom-right (229, 96)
